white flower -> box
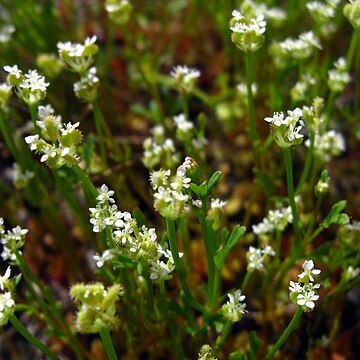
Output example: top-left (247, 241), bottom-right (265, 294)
top-left (296, 290), bottom-right (319, 310)
top-left (298, 260), bottom-right (321, 282)
top-left (0, 267), bottom-right (11, 291)
top-left (3, 65), bottom-right (22, 79)
top-left (221, 289), bottom-right (247, 322)
top-left (211, 198), bottom-right (227, 209)
top-left (97, 184), bottom-right (115, 204)
top-left (21, 70), bottom-right (49, 92)
top-left (171, 65), bottom-right (200, 92)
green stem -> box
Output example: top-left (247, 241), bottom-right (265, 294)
top-left (29, 104), bottom-right (40, 134)
top-left (72, 165), bottom-right (98, 205)
top-left (296, 130), bottom-right (315, 194)
top-left (241, 271), bottom-right (252, 292)
top-left (92, 102), bottom-right (108, 168)
top-left (245, 52), bottom-right (259, 144)
top-left (166, 218), bottom-right (205, 313)
top-left (9, 315), bottom-right (59, 360)
top-left (215, 320), bottom-right (232, 351)
top-left (99, 328), bottom-right (118, 360)
top-left (197, 211), bottom-right (215, 309)
top-left (283, 149), bottom-right (301, 251)
top-left (325, 91), bottom-right (336, 129)
top-left (346, 29), bottom-right (359, 70)
top-left (264, 307), bottom-right (303, 360)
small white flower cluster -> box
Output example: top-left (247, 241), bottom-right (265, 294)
top-left (270, 32), bottom-right (321, 68)
top-left (57, 36), bottom-right (98, 73)
top-left (221, 289), bottom-right (247, 322)
top-left (253, 206), bottom-right (292, 236)
top-left (246, 245), bottom-right (275, 272)
top-left (230, 10), bottom-right (266, 52)
top-left (343, 266), bottom-right (360, 282)
top-left (0, 218), bottom-right (28, 262)
top-left (73, 67), bottom-right (99, 102)
top-left (11, 163), bottom-right (34, 189)
top-left (305, 130), bottom-right (345, 162)
top-left (142, 125), bottom-right (179, 170)
top-left (25, 105), bottom-right (82, 168)
top-left (171, 65), bottom-right (200, 93)
top-left (241, 0), bottom-right (286, 25)
top-left (173, 113), bottom-right (194, 142)
top-left (4, 65), bottom-right (49, 105)
top-left (105, 0), bottom-right (132, 25)
top-left (90, 185), bottom-right (178, 281)
top-left (264, 107), bottom-right (304, 148)
top-left (289, 260), bottom-right (321, 311)
top-left (328, 58), bottom-right (350, 93)
top-left (291, 73), bottom-right (317, 103)
top-left (150, 160), bottom-right (193, 220)
top-left (0, 24), bottom-right (15, 43)
top-left (306, 1), bottom-right (340, 37)
top-left (0, 267), bottom-right (15, 327)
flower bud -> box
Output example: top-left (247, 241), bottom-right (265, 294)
top-left (344, 0), bottom-right (360, 29)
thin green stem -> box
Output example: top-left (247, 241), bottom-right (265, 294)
top-left (166, 218), bottom-right (205, 313)
top-left (346, 29), bottom-right (359, 70)
top-left (29, 104), bottom-right (40, 134)
top-left (9, 315), bottom-right (59, 360)
top-left (283, 149), bottom-right (301, 251)
top-left (245, 52), bottom-right (259, 144)
top-left (296, 130), bottom-right (315, 194)
top-left (72, 165), bottom-right (98, 205)
top-left (92, 102), bottom-right (108, 168)
top-left (264, 307), bottom-right (303, 360)
top-left (99, 328), bottom-right (118, 360)
top-left (241, 271), bottom-right (252, 292)
top-left (215, 320), bottom-right (232, 351)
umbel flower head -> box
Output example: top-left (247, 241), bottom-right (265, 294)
top-left (264, 107), bottom-right (304, 148)
top-left (289, 260), bottom-right (321, 311)
top-left (0, 219), bottom-right (28, 262)
top-left (25, 105), bottom-right (83, 168)
top-left (4, 66), bottom-right (49, 105)
top-left (230, 10), bottom-right (266, 52)
top-left (73, 67), bottom-right (99, 102)
top-left (221, 289), bottom-right (247, 322)
top-left (198, 344), bottom-right (218, 360)
top-left (57, 36), bottom-right (98, 73)
top-left (328, 58), bottom-right (350, 92)
top-left (150, 160), bottom-right (193, 220)
top-left (70, 282), bottom-right (121, 333)
top-left (171, 65), bottom-right (200, 93)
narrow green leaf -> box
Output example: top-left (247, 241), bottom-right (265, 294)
top-left (207, 171), bottom-right (222, 192)
top-left (249, 331), bottom-right (260, 360)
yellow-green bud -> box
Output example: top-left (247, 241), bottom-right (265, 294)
top-left (344, 0), bottom-right (360, 28)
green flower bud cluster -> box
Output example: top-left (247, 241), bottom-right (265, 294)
top-left (302, 97), bottom-right (324, 131)
top-left (70, 283), bottom-right (121, 333)
top-left (36, 53), bottom-right (63, 79)
top-left (344, 0), bottom-right (360, 28)
top-left (315, 170), bottom-right (330, 196)
top-left (198, 345), bottom-right (218, 360)
top-left (289, 260), bottom-right (321, 311)
top-left (221, 289), bottom-right (247, 322)
top-left (4, 66), bottom-right (49, 105)
top-left (230, 10), bottom-right (266, 53)
top-left (264, 107), bottom-right (304, 148)
top-left (0, 218), bottom-right (28, 263)
top-left (25, 105), bottom-right (83, 168)
top-left (105, 0), bottom-right (132, 25)
top-left (142, 125), bottom-right (179, 170)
